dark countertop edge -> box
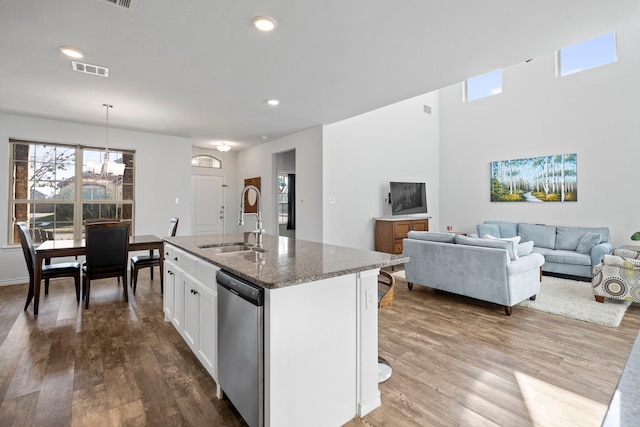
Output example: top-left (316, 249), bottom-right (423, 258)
top-left (163, 235), bottom-right (408, 289)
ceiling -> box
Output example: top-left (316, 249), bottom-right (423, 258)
top-left (0, 1), bottom-right (637, 151)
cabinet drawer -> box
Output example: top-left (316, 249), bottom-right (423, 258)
top-left (195, 259), bottom-right (219, 292)
top-left (393, 222), bottom-right (412, 238)
top-left (165, 245), bottom-right (195, 275)
top-left (412, 220), bottom-right (428, 232)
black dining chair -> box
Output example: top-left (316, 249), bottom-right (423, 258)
top-left (83, 222), bottom-right (130, 309)
top-left (130, 217), bottom-right (178, 294)
top-left (16, 222), bottom-right (81, 309)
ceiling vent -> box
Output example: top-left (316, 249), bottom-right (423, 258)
top-left (101, 0), bottom-right (137, 11)
top-left (72, 61), bottom-right (110, 78)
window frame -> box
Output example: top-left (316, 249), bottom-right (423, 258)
top-left (557, 32), bottom-right (618, 77)
top-left (191, 154), bottom-right (222, 168)
top-left (8, 138), bottom-right (135, 245)
top-left (464, 69), bottom-right (503, 102)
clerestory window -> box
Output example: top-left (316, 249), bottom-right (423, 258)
top-left (557, 32), bottom-right (617, 77)
top-left (465, 69), bottom-right (503, 102)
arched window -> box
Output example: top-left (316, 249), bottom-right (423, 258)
top-left (191, 155), bottom-right (222, 168)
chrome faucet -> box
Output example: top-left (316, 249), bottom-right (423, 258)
top-left (238, 185), bottom-right (264, 248)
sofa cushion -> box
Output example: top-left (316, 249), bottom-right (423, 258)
top-left (455, 235), bottom-right (518, 260)
top-left (544, 250), bottom-right (591, 266)
top-left (407, 231), bottom-right (456, 243)
top-left (576, 232), bottom-right (601, 254)
top-left (476, 223), bottom-right (501, 238)
top-left (555, 226), bottom-right (582, 251)
top-left (518, 223), bottom-right (557, 249)
top-left (517, 241), bottom-right (534, 257)
top-left (484, 221), bottom-right (518, 238)
top-left (556, 226), bottom-right (608, 250)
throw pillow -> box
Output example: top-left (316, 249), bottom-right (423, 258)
top-left (483, 234), bottom-right (522, 260)
top-left (517, 241), bottom-right (534, 257)
top-left (476, 223), bottom-right (501, 238)
top-left (576, 232), bottom-right (601, 254)
top-left (483, 234), bottom-right (522, 245)
top-left (456, 235), bottom-right (518, 260)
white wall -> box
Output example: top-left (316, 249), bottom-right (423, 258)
top-left (0, 113), bottom-right (192, 285)
top-left (237, 127), bottom-right (323, 242)
top-left (323, 92), bottom-right (440, 250)
top-left (439, 23), bottom-right (640, 247)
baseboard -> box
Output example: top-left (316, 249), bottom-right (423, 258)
top-left (358, 391), bottom-right (381, 417)
top-left (0, 277), bottom-right (28, 287)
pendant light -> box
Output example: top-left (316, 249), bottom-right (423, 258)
top-left (90, 104), bottom-right (125, 176)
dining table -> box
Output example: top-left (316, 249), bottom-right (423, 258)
top-left (27, 234), bottom-right (164, 315)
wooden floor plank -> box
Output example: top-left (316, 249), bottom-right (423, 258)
top-left (0, 268), bottom-right (638, 426)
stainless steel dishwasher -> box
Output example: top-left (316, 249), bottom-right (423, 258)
top-left (216, 270), bottom-right (264, 427)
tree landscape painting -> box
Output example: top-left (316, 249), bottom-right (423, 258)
top-left (490, 153), bottom-right (577, 202)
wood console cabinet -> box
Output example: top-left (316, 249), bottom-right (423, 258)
top-left (375, 217), bottom-right (429, 254)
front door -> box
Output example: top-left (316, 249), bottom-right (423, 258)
top-left (191, 175), bottom-right (224, 234)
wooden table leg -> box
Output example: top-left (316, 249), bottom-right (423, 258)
top-left (33, 253), bottom-right (44, 315)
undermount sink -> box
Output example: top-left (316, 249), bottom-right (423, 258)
top-left (198, 242), bottom-right (266, 254)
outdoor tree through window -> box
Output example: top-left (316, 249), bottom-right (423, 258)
top-left (9, 139), bottom-right (135, 244)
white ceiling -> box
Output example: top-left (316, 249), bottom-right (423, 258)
top-left (0, 0), bottom-right (637, 150)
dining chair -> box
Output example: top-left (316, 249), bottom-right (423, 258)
top-left (83, 222), bottom-right (130, 309)
top-left (130, 217), bottom-right (178, 294)
top-left (84, 218), bottom-right (121, 224)
top-left (16, 222), bottom-right (81, 309)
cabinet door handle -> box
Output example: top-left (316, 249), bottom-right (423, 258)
top-left (168, 271), bottom-right (174, 275)
top-left (174, 257), bottom-right (178, 261)
top-left (190, 289), bottom-right (199, 295)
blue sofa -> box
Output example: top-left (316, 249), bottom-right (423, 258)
top-left (477, 221), bottom-right (613, 279)
top-left (402, 231), bottom-right (545, 315)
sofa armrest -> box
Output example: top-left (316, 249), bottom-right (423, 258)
top-left (506, 253), bottom-right (545, 276)
top-left (591, 242), bottom-right (613, 267)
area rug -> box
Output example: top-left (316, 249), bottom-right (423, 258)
top-left (390, 270), bottom-right (631, 327)
top-left (518, 276), bottom-right (631, 327)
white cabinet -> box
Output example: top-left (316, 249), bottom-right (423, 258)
top-left (164, 245), bottom-right (186, 329)
top-left (183, 274), bottom-right (199, 348)
top-left (196, 283), bottom-right (217, 376)
top-left (183, 275), bottom-right (217, 377)
top-left (163, 244), bottom-right (219, 381)
top-left (163, 265), bottom-right (175, 322)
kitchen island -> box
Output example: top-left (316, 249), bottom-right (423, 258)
top-left (163, 233), bottom-right (407, 427)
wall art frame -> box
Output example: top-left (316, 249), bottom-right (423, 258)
top-left (490, 153), bottom-right (577, 202)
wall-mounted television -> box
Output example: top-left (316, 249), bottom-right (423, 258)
top-left (390, 182), bottom-right (428, 216)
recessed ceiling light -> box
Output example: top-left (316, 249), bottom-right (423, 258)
top-left (260, 136), bottom-right (269, 140)
top-left (266, 99), bottom-right (280, 106)
top-left (253, 15), bottom-right (277, 32)
top-left (60, 46), bottom-right (85, 59)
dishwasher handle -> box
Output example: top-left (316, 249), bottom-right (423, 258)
top-left (217, 270), bottom-right (264, 306)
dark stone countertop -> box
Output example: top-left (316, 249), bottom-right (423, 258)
top-left (602, 328), bottom-right (640, 426)
top-left (164, 233), bottom-right (408, 289)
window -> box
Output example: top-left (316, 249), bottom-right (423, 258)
top-left (191, 155), bottom-right (221, 168)
top-left (558, 32), bottom-right (617, 77)
top-left (465, 69), bottom-right (502, 102)
top-left (277, 174), bottom-right (288, 225)
top-left (9, 139), bottom-right (135, 244)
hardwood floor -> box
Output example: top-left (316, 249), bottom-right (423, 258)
top-left (0, 270), bottom-right (639, 426)
top-left (0, 271), bottom-right (245, 427)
